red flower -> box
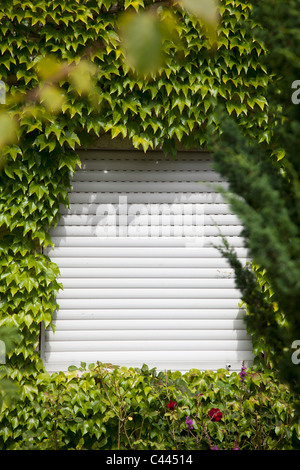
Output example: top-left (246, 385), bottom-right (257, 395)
top-left (208, 408), bottom-right (222, 422)
top-left (167, 401), bottom-right (177, 411)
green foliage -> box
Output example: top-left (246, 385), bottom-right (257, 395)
top-left (0, 0), bottom-right (270, 374)
top-left (1, 363), bottom-right (299, 450)
top-left (244, 263), bottom-right (287, 370)
top-left (0, 325), bottom-right (22, 412)
top-left (205, 0), bottom-right (300, 414)
top-left (0, 0), bottom-right (298, 446)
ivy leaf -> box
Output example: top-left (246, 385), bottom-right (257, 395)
top-left (4, 165), bottom-right (15, 179)
top-left (58, 158), bottom-right (81, 174)
top-left (275, 149), bottom-right (286, 161)
top-left (64, 131), bottom-right (81, 150)
top-left (253, 97), bottom-right (268, 111)
top-left (226, 102), bottom-right (234, 115)
top-left (28, 182), bottom-right (49, 201)
top-left (1, 145), bottom-right (22, 161)
top-left (124, 0), bottom-right (145, 12)
top-left (111, 125), bottom-right (127, 139)
top-left (132, 135), bottom-right (152, 152)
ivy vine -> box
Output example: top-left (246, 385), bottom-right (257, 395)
top-left (0, 0), bottom-right (271, 379)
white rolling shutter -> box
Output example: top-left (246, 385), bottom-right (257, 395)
top-left (42, 150), bottom-right (253, 373)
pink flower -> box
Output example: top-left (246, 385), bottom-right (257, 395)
top-left (185, 416), bottom-right (193, 430)
top-left (239, 362), bottom-right (247, 382)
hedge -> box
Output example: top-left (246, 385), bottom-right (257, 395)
top-left (0, 362), bottom-right (299, 450)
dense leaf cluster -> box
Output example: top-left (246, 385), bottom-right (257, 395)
top-left (0, 0), bottom-right (273, 430)
top-left (0, 0), bottom-right (270, 370)
top-left (208, 0), bottom-right (300, 412)
top-left (0, 363), bottom-right (299, 450)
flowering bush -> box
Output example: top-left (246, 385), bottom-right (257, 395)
top-left (1, 362), bottom-right (300, 450)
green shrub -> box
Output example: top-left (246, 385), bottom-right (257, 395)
top-left (1, 362), bottom-right (299, 450)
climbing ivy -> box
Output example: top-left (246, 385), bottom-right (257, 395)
top-left (0, 0), bottom-right (271, 380)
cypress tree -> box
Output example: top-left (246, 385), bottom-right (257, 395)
top-left (208, 0), bottom-right (300, 413)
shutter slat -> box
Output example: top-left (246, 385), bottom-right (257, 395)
top-left (51, 257), bottom-right (246, 268)
top-left (72, 170), bottom-right (224, 183)
top-left (46, 329), bottom-right (248, 341)
top-left (45, 340), bottom-right (253, 352)
top-left (56, 214), bottom-right (239, 226)
top-left (77, 150), bottom-right (210, 161)
top-left (80, 160), bottom-right (214, 171)
top-left (71, 181), bottom-right (229, 192)
top-left (47, 247), bottom-right (247, 258)
top-left (53, 308), bottom-right (244, 320)
top-left (68, 192), bottom-right (226, 204)
top-left (59, 278), bottom-right (237, 288)
top-left (49, 319), bottom-right (246, 330)
top-left (60, 203), bottom-right (234, 215)
top-left (50, 236), bottom-right (242, 246)
top-left (56, 298), bottom-right (241, 309)
top-left (44, 350), bottom-right (254, 364)
top-left (56, 288), bottom-right (241, 299)
top-left (57, 268), bottom-right (236, 278)
top-left (50, 226), bottom-right (243, 238)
